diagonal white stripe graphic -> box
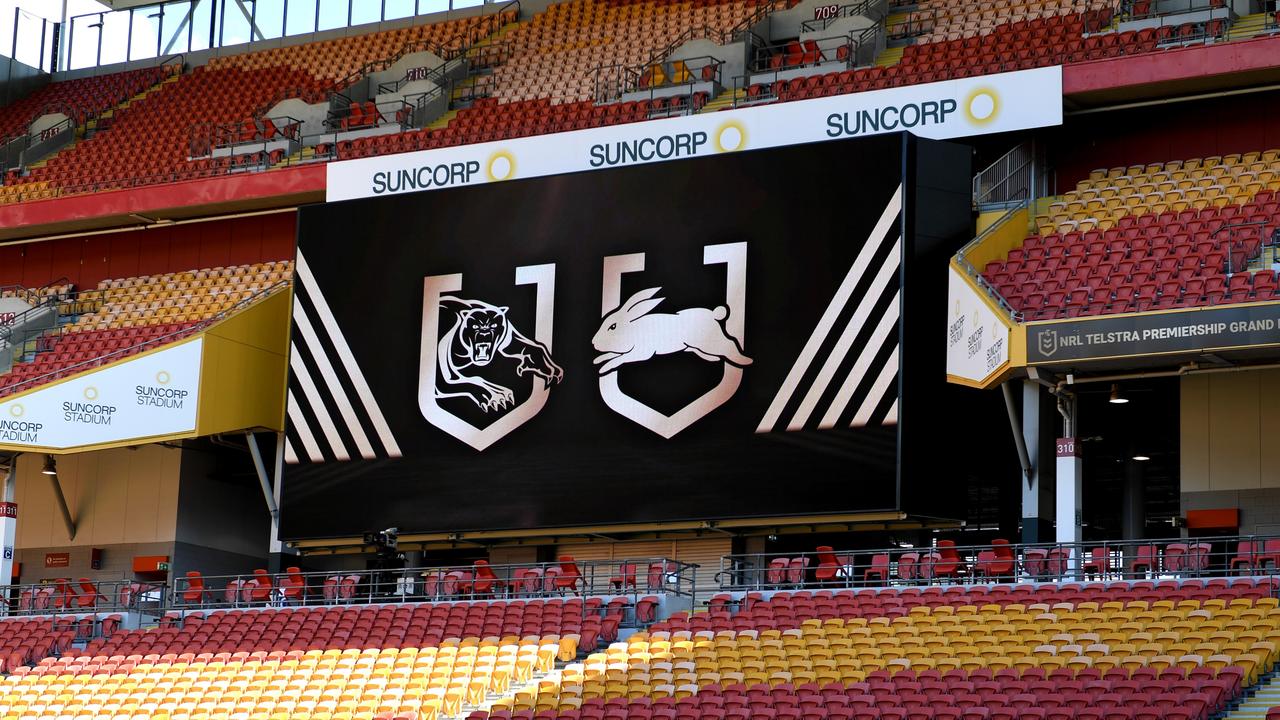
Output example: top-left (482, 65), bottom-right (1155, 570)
top-left (284, 438), bottom-right (299, 465)
top-left (292, 298), bottom-right (376, 459)
top-left (818, 290), bottom-right (901, 429)
top-left (883, 398), bottom-right (899, 426)
top-left (286, 390), bottom-right (325, 463)
top-left (290, 345), bottom-right (351, 461)
top-left (757, 185), bottom-right (902, 432)
top-left (787, 236), bottom-right (901, 431)
top-left (851, 346), bottom-right (900, 427)
top-left (296, 251), bottom-right (402, 458)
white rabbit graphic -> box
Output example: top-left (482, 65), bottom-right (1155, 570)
top-left (592, 287), bottom-right (753, 375)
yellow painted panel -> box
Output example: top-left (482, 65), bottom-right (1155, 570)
top-left (196, 289), bottom-right (290, 435)
top-left (1179, 374), bottom-right (1210, 493)
top-left (1208, 372), bottom-right (1261, 490)
top-left (962, 207), bottom-right (1030, 275)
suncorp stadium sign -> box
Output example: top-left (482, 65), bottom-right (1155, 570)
top-left (0, 339), bottom-right (202, 451)
top-left (327, 66), bottom-right (1062, 202)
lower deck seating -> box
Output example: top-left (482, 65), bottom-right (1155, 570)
top-left (468, 579), bottom-right (1277, 717)
top-left (0, 619), bottom-right (75, 675)
top-left (0, 602), bottom-right (612, 720)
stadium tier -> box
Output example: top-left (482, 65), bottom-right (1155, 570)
top-left (0, 0), bottom-right (1269, 201)
top-left (0, 260), bottom-right (292, 398)
top-left (464, 579), bottom-right (1274, 719)
top-left (982, 150), bottom-right (1280, 319)
top-left (0, 65), bottom-right (174, 141)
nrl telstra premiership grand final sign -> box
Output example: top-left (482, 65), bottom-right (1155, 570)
top-left (325, 66), bottom-right (1062, 203)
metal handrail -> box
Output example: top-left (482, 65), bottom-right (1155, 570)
top-left (170, 557), bottom-right (700, 609)
top-left (0, 280), bottom-right (291, 398)
top-left (716, 533), bottom-right (1280, 591)
top-left (800, 0), bottom-right (880, 33)
top-left (953, 198), bottom-right (1029, 323)
top-left (1210, 220), bottom-right (1274, 275)
top-left (1, 579), bottom-right (167, 617)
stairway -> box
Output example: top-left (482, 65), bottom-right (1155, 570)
top-left (875, 45), bottom-right (906, 67)
top-left (698, 86), bottom-right (742, 113)
top-left (1228, 12), bottom-right (1275, 42)
top-left (25, 70), bottom-right (183, 174)
top-left (460, 663), bottom-right (563, 719)
top-left (427, 108), bottom-right (461, 131)
top-left (1220, 672), bottom-right (1280, 720)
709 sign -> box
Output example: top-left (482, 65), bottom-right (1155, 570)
top-left (813, 4), bottom-right (840, 19)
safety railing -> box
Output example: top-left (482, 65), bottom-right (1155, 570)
top-left (952, 199), bottom-right (1030, 323)
top-left (716, 535), bottom-right (1280, 591)
top-left (0, 279), bottom-right (291, 399)
top-left (1210, 220), bottom-right (1276, 275)
top-left (0, 579), bottom-right (167, 617)
top-left (800, 0), bottom-right (882, 33)
top-left (170, 558), bottom-right (699, 610)
top-left (589, 0), bottom-right (778, 103)
top-left (887, 7), bottom-right (936, 40)
top-left (325, 98), bottom-right (417, 133)
top-left (1120, 0), bottom-right (1228, 22)
top-left (974, 141), bottom-right (1050, 209)
top-left (189, 115), bottom-right (302, 158)
top-left (1139, 11), bottom-right (1232, 45)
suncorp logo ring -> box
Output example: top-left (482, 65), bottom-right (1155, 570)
top-left (8, 404), bottom-right (22, 418)
top-left (964, 87), bottom-right (999, 126)
top-left (83, 386), bottom-right (99, 401)
top-left (156, 371), bottom-right (171, 385)
top-left (715, 121), bottom-right (747, 153)
top-left (487, 151), bottom-right (516, 182)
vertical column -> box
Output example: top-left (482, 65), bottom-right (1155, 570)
top-left (1055, 437), bottom-right (1082, 545)
top-left (1021, 381), bottom-right (1054, 543)
top-left (1122, 456), bottom-right (1145, 541)
top-left (0, 456), bottom-right (17, 587)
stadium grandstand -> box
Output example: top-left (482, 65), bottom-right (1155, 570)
top-left (0, 0), bottom-right (1279, 719)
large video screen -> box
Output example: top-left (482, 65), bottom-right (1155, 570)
top-left (281, 134), bottom-right (970, 538)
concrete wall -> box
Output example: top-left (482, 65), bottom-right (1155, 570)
top-left (14, 541), bottom-right (173, 584)
top-left (12, 446), bottom-right (181, 550)
top-left (1181, 369), bottom-right (1280, 533)
top-left (0, 55), bottom-right (48, 110)
top-left (171, 444), bottom-right (271, 579)
top-left (770, 0), bottom-right (886, 41)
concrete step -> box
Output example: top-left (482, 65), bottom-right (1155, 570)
top-left (876, 45), bottom-right (906, 67)
top-left (427, 108), bottom-right (461, 131)
top-left (698, 87), bottom-right (742, 113)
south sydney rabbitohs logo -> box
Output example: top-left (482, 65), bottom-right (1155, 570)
top-left (595, 242), bottom-right (751, 438)
top-left (418, 265), bottom-right (563, 451)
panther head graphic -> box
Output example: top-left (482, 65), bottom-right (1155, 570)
top-left (435, 296), bottom-right (563, 413)
top-left (458, 307), bottom-right (509, 366)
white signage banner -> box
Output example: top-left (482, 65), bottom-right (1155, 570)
top-left (946, 266), bottom-right (1011, 386)
top-left (0, 339), bottom-right (202, 450)
top-left (327, 66), bottom-right (1063, 202)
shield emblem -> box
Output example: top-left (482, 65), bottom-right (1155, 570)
top-left (595, 242), bottom-right (749, 439)
top-left (1038, 329), bottom-right (1059, 358)
top-left (418, 264), bottom-right (559, 451)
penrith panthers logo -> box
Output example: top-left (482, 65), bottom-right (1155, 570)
top-left (437, 297), bottom-right (563, 412)
top-left (419, 265), bottom-right (559, 451)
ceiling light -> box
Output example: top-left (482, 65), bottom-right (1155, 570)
top-left (41, 455), bottom-right (56, 475)
top-left (1132, 455), bottom-right (1150, 462)
top-left (1109, 384), bottom-right (1129, 404)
